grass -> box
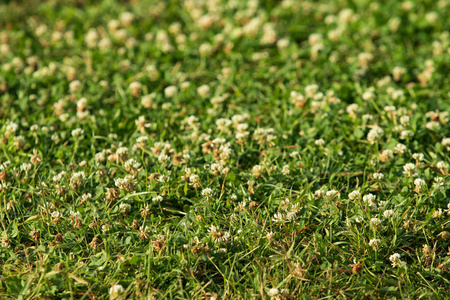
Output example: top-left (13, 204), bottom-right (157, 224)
top-left (0, 0), bottom-right (449, 299)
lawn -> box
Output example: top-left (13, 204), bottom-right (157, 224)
top-left (0, 0), bottom-right (449, 299)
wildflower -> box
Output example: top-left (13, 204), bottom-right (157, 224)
top-left (393, 66), bottom-right (406, 81)
top-left (432, 177), bottom-right (444, 189)
top-left (314, 189), bottom-right (325, 198)
top-left (71, 128), bottom-right (84, 137)
top-left (395, 143), bottom-right (407, 155)
top-left (436, 161), bottom-right (448, 171)
top-left (383, 209), bottom-right (394, 218)
top-left (201, 188), bottom-right (214, 200)
top-left (367, 126), bottom-right (384, 144)
top-left (252, 165), bottom-right (263, 178)
top-left (441, 137), bottom-right (450, 150)
top-left (315, 139), bottom-right (325, 146)
top-left (363, 194), bottom-right (377, 208)
top-left (346, 103), bottom-right (359, 117)
top-left (348, 190), bottom-right (360, 200)
top-left (110, 284), bottom-right (125, 299)
top-left (164, 86), bottom-right (178, 98)
top-left (326, 190), bottom-right (338, 198)
top-left (380, 149), bottom-right (394, 162)
top-left (412, 153), bottom-right (424, 161)
top-left (197, 85), bottom-right (210, 98)
top-left (2, 233), bottom-right (10, 248)
top-left (272, 213), bottom-right (285, 223)
top-left (281, 164), bottom-right (290, 175)
top-left (267, 288), bottom-right (279, 297)
top-left (362, 91), bottom-right (374, 101)
top-left (124, 158), bottom-right (141, 173)
top-left (399, 115), bottom-right (409, 125)
top-left (389, 253), bottom-right (403, 267)
top-left (403, 163), bottom-right (416, 177)
top-left (152, 195), bottom-right (163, 203)
top-left (351, 260), bottom-right (363, 274)
top-left (400, 130), bottom-right (414, 140)
top-left (414, 178), bottom-right (426, 190)
top-left (135, 116), bottom-right (151, 132)
top-left (30, 230), bottom-right (40, 241)
top-left (70, 171), bottom-right (86, 188)
top-left (432, 209), bottom-right (443, 219)
top-left (373, 173), bottom-right (384, 180)
top-left (438, 231), bottom-right (450, 240)
top-left (370, 217), bottom-right (381, 227)
top-left (369, 238), bottom-right (381, 249)
top-left (119, 203), bottom-right (131, 213)
top-left (114, 175), bottom-right (136, 191)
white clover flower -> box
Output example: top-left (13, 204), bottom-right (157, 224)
top-left (373, 173), bottom-right (384, 180)
top-left (400, 130), bottom-right (414, 140)
top-left (314, 189), bottom-right (325, 198)
top-left (363, 194), bottom-right (376, 205)
top-left (272, 213), bottom-right (285, 223)
top-left (412, 153), bottom-right (424, 161)
top-left (109, 284), bottom-right (125, 299)
top-left (210, 163), bottom-right (223, 174)
top-left (5, 122), bottom-right (18, 134)
top-left (159, 175), bottom-right (169, 183)
top-left (158, 154), bottom-right (170, 163)
top-left (164, 86), bottom-right (178, 98)
top-left (124, 158), bottom-right (141, 170)
top-left (403, 163), bottom-right (416, 177)
top-left (116, 147), bottom-right (128, 156)
top-left (71, 128), bottom-right (84, 137)
top-left (252, 165), bottom-right (263, 177)
top-left (442, 137), bottom-right (450, 147)
top-left (71, 171), bottom-right (86, 182)
top-left (362, 91), bottom-right (374, 101)
top-left (201, 188), bottom-right (214, 199)
top-left (281, 164), bottom-right (290, 175)
top-left (120, 12), bottom-right (134, 26)
top-left (81, 193), bottom-right (92, 202)
top-left (369, 238), bottom-right (381, 248)
top-left (436, 161), bottom-right (448, 171)
top-left (346, 103), bottom-right (359, 115)
top-left (414, 178), bottom-right (426, 188)
top-left (315, 139), bottom-right (325, 146)
top-left (267, 288), bottom-right (279, 297)
top-left (432, 209), bottom-right (443, 219)
top-left (380, 149), bottom-right (394, 161)
top-left (348, 190), bottom-right (360, 200)
top-left (367, 126), bottom-right (384, 144)
top-left (20, 163), bottom-right (32, 173)
top-left (197, 85), bottom-right (210, 98)
top-left (395, 143), bottom-right (407, 155)
top-left (95, 152), bottom-right (106, 162)
top-left (51, 211), bottom-right (61, 218)
top-left (383, 209), bottom-right (394, 218)
top-left (286, 211), bottom-right (297, 221)
top-left (53, 171), bottom-right (66, 181)
top-left (326, 190), bottom-right (338, 198)
top-left (370, 218), bottom-right (381, 226)
top-left (136, 136), bottom-right (148, 144)
top-left (433, 177), bottom-right (444, 189)
top-left (399, 115), bottom-right (409, 125)
top-left (152, 195), bottom-right (163, 203)
top-left (389, 253), bottom-right (402, 267)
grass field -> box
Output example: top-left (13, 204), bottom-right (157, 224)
top-left (0, 0), bottom-right (449, 299)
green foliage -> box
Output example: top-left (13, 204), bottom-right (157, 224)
top-left (0, 0), bottom-right (449, 299)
